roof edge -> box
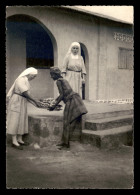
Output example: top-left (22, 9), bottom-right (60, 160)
top-left (61, 6), bottom-right (133, 25)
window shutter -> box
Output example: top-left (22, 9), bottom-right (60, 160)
top-left (119, 48), bottom-right (133, 70)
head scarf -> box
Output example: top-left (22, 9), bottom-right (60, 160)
top-left (7, 67), bottom-right (38, 99)
top-left (50, 67), bottom-right (62, 77)
top-left (66, 42), bottom-right (81, 59)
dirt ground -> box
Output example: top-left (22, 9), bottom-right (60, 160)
top-left (6, 141), bottom-right (134, 189)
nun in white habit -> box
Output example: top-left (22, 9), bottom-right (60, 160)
top-left (7, 67), bottom-right (41, 150)
top-left (61, 42), bottom-right (86, 97)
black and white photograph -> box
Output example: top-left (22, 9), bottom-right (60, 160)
top-left (5, 5), bottom-right (134, 189)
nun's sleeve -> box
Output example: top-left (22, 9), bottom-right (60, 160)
top-left (16, 77), bottom-right (29, 93)
top-left (61, 55), bottom-right (69, 73)
top-left (81, 56), bottom-right (86, 75)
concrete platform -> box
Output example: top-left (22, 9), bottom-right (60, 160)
top-left (81, 125), bottom-right (133, 149)
top-left (28, 115), bottom-right (63, 147)
top-left (85, 115), bottom-right (133, 130)
top-left (28, 100), bottom-right (133, 119)
top-left (27, 101), bottom-right (133, 149)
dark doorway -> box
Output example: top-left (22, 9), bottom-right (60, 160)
top-left (81, 46), bottom-right (85, 100)
top-left (80, 42), bottom-right (89, 100)
top-left (6, 15), bottom-right (54, 69)
top-left (26, 26), bottom-right (54, 69)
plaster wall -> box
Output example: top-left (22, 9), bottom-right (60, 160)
top-left (105, 22), bottom-right (133, 100)
top-left (6, 28), bottom-right (26, 93)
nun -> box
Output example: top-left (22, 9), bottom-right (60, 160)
top-left (6, 67), bottom-right (41, 150)
top-left (61, 42), bottom-right (86, 97)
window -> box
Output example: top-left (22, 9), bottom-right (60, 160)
top-left (118, 48), bottom-right (133, 70)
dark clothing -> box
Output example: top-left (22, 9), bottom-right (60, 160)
top-left (53, 78), bottom-right (88, 145)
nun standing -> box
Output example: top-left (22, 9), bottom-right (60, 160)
top-left (6, 67), bottom-right (41, 150)
top-left (61, 42), bottom-right (86, 97)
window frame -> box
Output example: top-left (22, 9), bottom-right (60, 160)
top-left (118, 47), bottom-right (134, 70)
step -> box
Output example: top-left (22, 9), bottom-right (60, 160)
top-left (81, 125), bottom-right (133, 149)
top-left (85, 115), bottom-right (133, 130)
top-left (86, 109), bottom-right (133, 120)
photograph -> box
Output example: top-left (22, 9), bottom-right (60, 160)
top-left (6, 5), bottom-right (134, 189)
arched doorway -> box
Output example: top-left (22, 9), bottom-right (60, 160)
top-left (80, 43), bottom-right (89, 100)
top-left (6, 14), bottom-right (57, 99)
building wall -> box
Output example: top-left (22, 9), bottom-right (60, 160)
top-left (6, 6), bottom-right (133, 101)
top-left (98, 20), bottom-right (133, 100)
top-left (6, 27), bottom-right (26, 92)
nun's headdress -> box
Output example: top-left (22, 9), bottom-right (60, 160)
top-left (7, 67), bottom-right (38, 99)
top-left (66, 42), bottom-right (81, 57)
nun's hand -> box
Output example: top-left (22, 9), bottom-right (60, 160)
top-left (82, 78), bottom-right (85, 84)
top-left (35, 101), bottom-right (42, 108)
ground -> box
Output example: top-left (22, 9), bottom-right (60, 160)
top-left (6, 141), bottom-right (133, 189)
top-left (6, 102), bottom-right (134, 189)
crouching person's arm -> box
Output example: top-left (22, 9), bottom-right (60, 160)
top-left (49, 80), bottom-right (63, 111)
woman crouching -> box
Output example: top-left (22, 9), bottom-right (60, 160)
top-left (49, 67), bottom-right (88, 150)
